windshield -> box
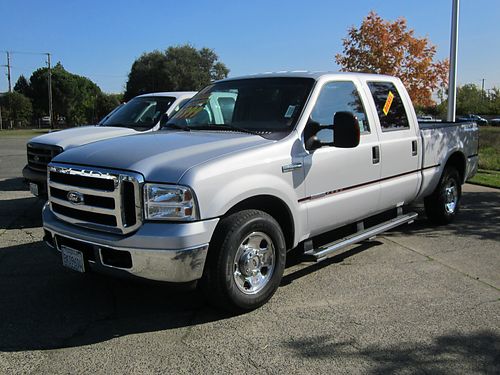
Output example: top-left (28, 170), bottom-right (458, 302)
top-left (165, 78), bottom-right (314, 135)
top-left (100, 96), bottom-right (176, 129)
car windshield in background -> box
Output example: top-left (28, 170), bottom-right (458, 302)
top-left (100, 96), bottom-right (176, 129)
top-left (165, 78), bottom-right (315, 135)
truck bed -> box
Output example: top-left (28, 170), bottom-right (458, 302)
top-left (417, 120), bottom-right (479, 198)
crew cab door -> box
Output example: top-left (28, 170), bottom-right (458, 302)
top-left (302, 79), bottom-right (381, 236)
top-left (364, 80), bottom-right (421, 210)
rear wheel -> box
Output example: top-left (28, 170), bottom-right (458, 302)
top-left (200, 209), bottom-right (286, 312)
top-left (424, 166), bottom-right (461, 225)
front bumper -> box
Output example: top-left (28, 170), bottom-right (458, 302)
top-left (22, 165), bottom-right (47, 195)
top-left (43, 204), bottom-right (219, 282)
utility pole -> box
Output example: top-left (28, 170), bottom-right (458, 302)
top-left (6, 52), bottom-right (12, 92)
top-left (46, 53), bottom-right (53, 129)
top-left (0, 105), bottom-right (3, 130)
top-left (447, 0), bottom-right (460, 122)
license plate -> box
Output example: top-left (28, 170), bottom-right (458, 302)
top-left (29, 182), bottom-right (39, 196)
top-left (61, 245), bottom-right (85, 273)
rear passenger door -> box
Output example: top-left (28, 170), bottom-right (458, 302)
top-left (365, 80), bottom-right (420, 211)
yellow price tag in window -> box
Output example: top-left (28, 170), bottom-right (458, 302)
top-left (383, 91), bottom-right (394, 115)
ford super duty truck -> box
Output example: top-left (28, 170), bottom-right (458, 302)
top-left (23, 91), bottom-right (196, 196)
top-left (42, 72), bottom-right (478, 311)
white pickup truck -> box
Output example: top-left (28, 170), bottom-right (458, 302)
top-left (23, 91), bottom-right (196, 196)
top-left (42, 72), bottom-right (478, 311)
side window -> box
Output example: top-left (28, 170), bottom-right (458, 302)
top-left (217, 96), bottom-right (235, 124)
top-left (170, 98), bottom-right (191, 117)
top-left (367, 81), bottom-right (410, 132)
top-left (310, 81), bottom-right (370, 143)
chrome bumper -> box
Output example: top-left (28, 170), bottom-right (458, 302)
top-left (43, 204), bottom-right (219, 282)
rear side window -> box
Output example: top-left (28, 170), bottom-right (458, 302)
top-left (368, 82), bottom-right (409, 132)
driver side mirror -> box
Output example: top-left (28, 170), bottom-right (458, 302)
top-left (332, 111), bottom-right (360, 148)
top-left (304, 111), bottom-right (360, 151)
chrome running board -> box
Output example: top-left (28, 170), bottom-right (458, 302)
top-left (304, 212), bottom-right (418, 262)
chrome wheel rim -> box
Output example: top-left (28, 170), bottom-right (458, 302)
top-left (444, 179), bottom-right (458, 214)
top-left (233, 231), bottom-right (275, 295)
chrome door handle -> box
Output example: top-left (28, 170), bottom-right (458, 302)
top-left (282, 162), bottom-right (303, 173)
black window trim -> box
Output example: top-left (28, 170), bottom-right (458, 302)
top-left (315, 79), bottom-right (372, 135)
top-left (367, 80), bottom-right (411, 133)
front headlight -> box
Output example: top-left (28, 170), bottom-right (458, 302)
top-left (144, 183), bottom-right (198, 221)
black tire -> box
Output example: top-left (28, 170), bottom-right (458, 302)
top-left (200, 209), bottom-right (286, 312)
top-left (424, 166), bottom-right (462, 225)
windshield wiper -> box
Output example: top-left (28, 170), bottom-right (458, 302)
top-left (190, 124), bottom-right (259, 136)
top-left (162, 123), bottom-right (191, 131)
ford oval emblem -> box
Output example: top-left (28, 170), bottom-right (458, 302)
top-left (67, 191), bottom-right (85, 205)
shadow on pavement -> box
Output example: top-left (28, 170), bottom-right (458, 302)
top-left (0, 241), bottom-right (231, 352)
top-left (0, 177), bottom-right (29, 192)
top-left (0, 196), bottom-right (44, 230)
top-left (281, 240), bottom-right (384, 286)
top-left (284, 331), bottom-right (500, 374)
top-left (388, 191), bottom-right (500, 242)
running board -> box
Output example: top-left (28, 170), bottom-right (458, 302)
top-left (304, 212), bottom-right (418, 262)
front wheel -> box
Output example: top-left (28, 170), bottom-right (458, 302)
top-left (424, 166), bottom-right (462, 225)
top-left (200, 209), bottom-right (286, 312)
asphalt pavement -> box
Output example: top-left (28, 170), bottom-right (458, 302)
top-left (0, 135), bottom-right (499, 374)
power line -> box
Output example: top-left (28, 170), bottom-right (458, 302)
top-left (1, 50), bottom-right (49, 56)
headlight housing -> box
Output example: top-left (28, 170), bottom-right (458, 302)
top-left (144, 183), bottom-right (198, 221)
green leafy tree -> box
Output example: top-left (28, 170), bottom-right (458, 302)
top-left (95, 92), bottom-right (122, 122)
top-left (124, 45), bottom-right (229, 100)
top-left (27, 63), bottom-right (101, 125)
top-left (0, 92), bottom-right (33, 127)
top-left (14, 75), bottom-right (31, 97)
top-left (456, 84), bottom-right (489, 115)
top-left (487, 88), bottom-right (500, 115)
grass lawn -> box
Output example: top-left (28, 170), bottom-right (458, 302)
top-left (468, 169), bottom-right (500, 189)
top-left (467, 126), bottom-right (500, 189)
top-left (478, 126), bottom-right (500, 171)
top-left (0, 128), bottom-right (51, 137)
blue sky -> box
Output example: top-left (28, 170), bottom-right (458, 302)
top-left (1, 0), bottom-right (499, 94)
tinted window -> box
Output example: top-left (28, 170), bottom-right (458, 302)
top-left (368, 82), bottom-right (409, 131)
top-left (101, 96), bottom-right (176, 130)
top-left (310, 81), bottom-right (369, 143)
top-left (167, 78), bottom-right (314, 133)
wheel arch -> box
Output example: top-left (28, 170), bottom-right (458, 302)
top-left (444, 151), bottom-right (466, 183)
top-left (220, 195), bottom-right (296, 251)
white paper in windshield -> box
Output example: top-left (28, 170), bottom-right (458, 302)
top-left (284, 105), bottom-right (296, 118)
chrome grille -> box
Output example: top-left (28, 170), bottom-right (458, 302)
top-left (27, 143), bottom-right (63, 172)
top-left (48, 163), bottom-right (144, 234)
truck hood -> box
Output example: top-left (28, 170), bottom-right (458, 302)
top-left (30, 126), bottom-right (140, 150)
top-left (52, 131), bottom-right (272, 183)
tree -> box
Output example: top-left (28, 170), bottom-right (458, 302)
top-left (124, 44), bottom-right (229, 100)
top-left (14, 75), bottom-right (31, 97)
top-left (456, 84), bottom-right (489, 115)
top-left (335, 11), bottom-right (449, 107)
top-left (95, 92), bottom-right (122, 122)
top-left (27, 63), bottom-right (102, 125)
top-left (0, 92), bottom-right (33, 127)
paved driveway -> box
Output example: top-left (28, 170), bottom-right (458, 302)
top-left (0, 135), bottom-right (499, 374)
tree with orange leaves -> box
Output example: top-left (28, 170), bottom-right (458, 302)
top-left (335, 11), bottom-right (449, 107)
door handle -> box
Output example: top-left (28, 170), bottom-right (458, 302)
top-left (412, 140), bottom-right (418, 156)
top-left (372, 146), bottom-right (380, 164)
top-left (282, 162), bottom-right (303, 173)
